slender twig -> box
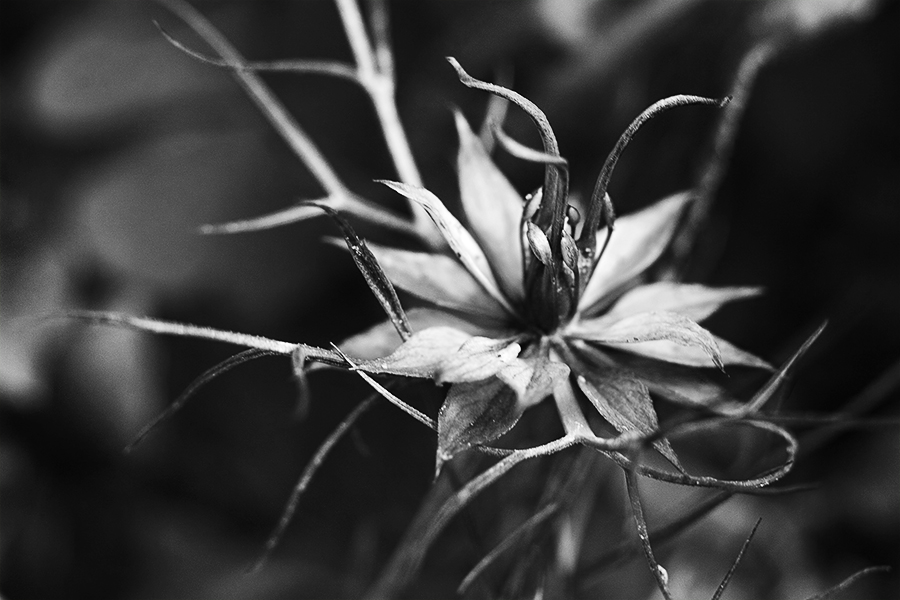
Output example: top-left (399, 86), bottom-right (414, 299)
top-left (458, 503), bottom-right (560, 594)
top-left (666, 40), bottom-right (780, 278)
top-left (803, 566), bottom-right (892, 600)
top-left (249, 393), bottom-right (380, 574)
top-left (52, 310), bottom-right (300, 354)
top-left (710, 518), bottom-right (762, 600)
top-left (365, 436), bottom-right (580, 598)
top-left (126, 348), bottom-right (278, 453)
top-left (334, 0), bottom-right (436, 240)
top-left (158, 0), bottom-right (348, 198)
top-left (157, 2), bottom-right (428, 239)
top-left (624, 466), bottom-right (673, 600)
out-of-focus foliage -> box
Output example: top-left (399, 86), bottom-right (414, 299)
top-left (1, 1), bottom-right (897, 599)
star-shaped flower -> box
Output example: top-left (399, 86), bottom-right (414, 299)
top-left (62, 54), bottom-right (814, 596)
top-left (326, 60), bottom-right (772, 478)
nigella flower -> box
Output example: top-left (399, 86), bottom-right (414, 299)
top-left (323, 59), bottom-right (778, 479)
top-left (63, 52), bottom-right (815, 596)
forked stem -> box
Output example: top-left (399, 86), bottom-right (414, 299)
top-left (334, 0), bottom-right (436, 241)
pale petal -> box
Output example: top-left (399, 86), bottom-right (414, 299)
top-left (437, 337), bottom-right (522, 384)
top-left (591, 343), bottom-right (740, 408)
top-left (366, 242), bottom-right (507, 320)
top-left (436, 378), bottom-right (521, 473)
top-left (497, 357), bottom-right (570, 408)
top-left (568, 310), bottom-right (723, 369)
top-left (354, 326), bottom-right (521, 384)
top-left (355, 326), bottom-right (472, 378)
top-left (578, 191), bottom-right (691, 314)
top-left (380, 180), bottom-right (516, 316)
top-left (603, 336), bottom-right (771, 370)
top-left (318, 206), bottom-right (410, 339)
top-left (332, 307), bottom-right (507, 362)
top-left (576, 371), bottom-right (682, 469)
top-left (455, 111), bottom-right (525, 301)
top-left (605, 282), bottom-right (762, 322)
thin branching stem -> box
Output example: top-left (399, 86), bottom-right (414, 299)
top-left (802, 566), bottom-right (892, 600)
top-left (667, 41), bottom-right (780, 277)
top-left (579, 94), bottom-right (727, 267)
top-left (710, 518), bottom-right (762, 600)
top-left (126, 348), bottom-right (278, 453)
top-left (249, 393), bottom-right (380, 574)
top-left (365, 435), bottom-right (580, 597)
top-left (55, 310), bottom-right (300, 354)
top-left (159, 0), bottom-right (348, 197)
top-left (334, 0), bottom-right (435, 240)
top-left (153, 23), bottom-right (359, 81)
top-left (458, 503), bottom-right (559, 594)
top-left (624, 466), bottom-right (673, 600)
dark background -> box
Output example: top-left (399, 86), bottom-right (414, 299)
top-left (1, 1), bottom-right (898, 598)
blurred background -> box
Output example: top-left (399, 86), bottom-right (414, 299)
top-left (1, 1), bottom-right (897, 598)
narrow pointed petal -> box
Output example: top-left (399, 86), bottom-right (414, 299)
top-left (379, 180), bottom-right (517, 316)
top-left (497, 357), bottom-right (570, 408)
top-left (730, 323), bottom-right (826, 416)
top-left (570, 339), bottom-right (736, 408)
top-left (603, 336), bottom-right (770, 370)
top-left (569, 311), bottom-right (724, 369)
top-left (315, 204), bottom-right (410, 340)
top-left (447, 57), bottom-right (567, 245)
top-left (605, 283), bottom-right (763, 323)
top-left (578, 192), bottom-right (691, 314)
top-left (576, 372), bottom-right (682, 470)
top-left (355, 326), bottom-right (472, 378)
top-left (354, 326), bottom-right (521, 384)
top-left (330, 307), bottom-right (510, 362)
top-left (437, 337), bottom-right (522, 384)
top-left (455, 111), bottom-right (525, 301)
top-left (366, 242), bottom-right (507, 319)
top-left (436, 378), bottom-right (521, 474)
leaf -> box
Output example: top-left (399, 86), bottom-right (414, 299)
top-left (578, 192), bottom-right (691, 314)
top-left (379, 180), bottom-right (516, 316)
top-left (570, 311), bottom-right (723, 369)
top-left (436, 378), bottom-right (522, 474)
top-left (365, 242), bottom-right (507, 319)
top-left (314, 204), bottom-right (411, 340)
top-left (605, 283), bottom-right (763, 323)
top-left (498, 356), bottom-right (570, 408)
top-left (577, 372), bottom-right (682, 470)
top-left (455, 111), bottom-right (525, 301)
top-left (438, 337), bottom-right (522, 384)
